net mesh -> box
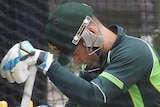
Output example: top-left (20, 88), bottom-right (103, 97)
top-left (0, 0), bottom-right (159, 107)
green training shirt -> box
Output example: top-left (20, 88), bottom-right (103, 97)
top-left (46, 25), bottom-right (160, 107)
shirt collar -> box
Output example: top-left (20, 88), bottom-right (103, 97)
top-left (108, 24), bottom-right (126, 49)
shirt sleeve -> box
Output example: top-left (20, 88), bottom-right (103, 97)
top-left (46, 61), bottom-right (106, 106)
top-left (92, 39), bottom-right (153, 102)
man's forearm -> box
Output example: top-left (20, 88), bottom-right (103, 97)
top-left (46, 61), bottom-right (104, 106)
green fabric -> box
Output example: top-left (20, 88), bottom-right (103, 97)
top-left (149, 45), bottom-right (160, 92)
top-left (100, 72), bottom-right (124, 89)
top-left (45, 2), bottom-right (93, 65)
top-left (81, 64), bottom-right (87, 71)
top-left (47, 61), bottom-right (104, 106)
top-left (128, 85), bottom-right (144, 107)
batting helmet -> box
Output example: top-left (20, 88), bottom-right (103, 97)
top-left (45, 2), bottom-right (93, 65)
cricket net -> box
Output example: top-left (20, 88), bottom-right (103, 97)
top-left (0, 0), bottom-right (159, 107)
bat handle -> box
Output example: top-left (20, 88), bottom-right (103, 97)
top-left (20, 65), bottom-right (37, 107)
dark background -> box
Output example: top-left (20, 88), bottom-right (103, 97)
top-left (0, 0), bottom-right (159, 106)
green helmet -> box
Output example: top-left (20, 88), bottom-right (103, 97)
top-left (45, 2), bottom-right (93, 65)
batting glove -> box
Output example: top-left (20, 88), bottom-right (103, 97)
top-left (0, 40), bottom-right (53, 83)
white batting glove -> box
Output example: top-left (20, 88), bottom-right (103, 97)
top-left (0, 40), bottom-right (53, 83)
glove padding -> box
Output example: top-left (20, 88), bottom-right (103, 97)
top-left (0, 40), bottom-right (53, 83)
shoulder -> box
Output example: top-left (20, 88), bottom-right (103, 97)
top-left (113, 36), bottom-right (151, 56)
top-left (109, 36), bottom-right (153, 68)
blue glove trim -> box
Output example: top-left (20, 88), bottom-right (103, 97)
top-left (39, 62), bottom-right (47, 70)
top-left (3, 40), bottom-right (35, 71)
top-left (38, 52), bottom-right (48, 70)
top-left (20, 40), bottom-right (35, 54)
top-left (20, 40), bottom-right (35, 60)
top-left (3, 57), bottom-right (20, 71)
top-left (37, 52), bottom-right (53, 72)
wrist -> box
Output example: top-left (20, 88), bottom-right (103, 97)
top-left (36, 51), bottom-right (54, 74)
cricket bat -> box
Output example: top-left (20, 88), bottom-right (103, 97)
top-left (20, 65), bottom-right (37, 107)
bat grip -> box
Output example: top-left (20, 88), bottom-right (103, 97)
top-left (20, 65), bottom-right (37, 107)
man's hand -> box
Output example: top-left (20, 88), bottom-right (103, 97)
top-left (0, 40), bottom-right (53, 83)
